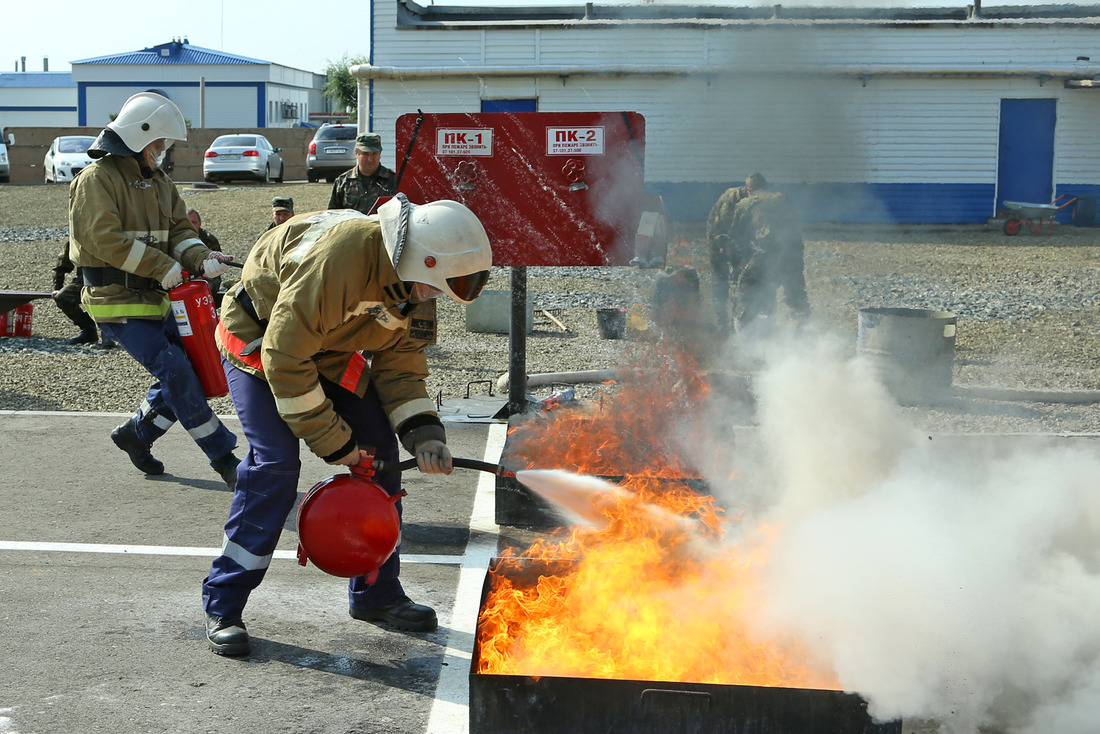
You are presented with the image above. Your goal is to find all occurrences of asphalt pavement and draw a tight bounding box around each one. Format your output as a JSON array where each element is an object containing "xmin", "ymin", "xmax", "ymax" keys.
[{"xmin": 0, "ymin": 410, "xmax": 540, "ymax": 734}]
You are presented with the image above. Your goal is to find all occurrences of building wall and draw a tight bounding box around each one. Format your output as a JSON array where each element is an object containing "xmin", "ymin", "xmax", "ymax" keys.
[
  {"xmin": 73, "ymin": 63, "xmax": 319, "ymax": 128},
  {"xmin": 0, "ymin": 84, "xmax": 77, "ymax": 131},
  {"xmin": 366, "ymin": 3, "xmax": 1100, "ymax": 222}
]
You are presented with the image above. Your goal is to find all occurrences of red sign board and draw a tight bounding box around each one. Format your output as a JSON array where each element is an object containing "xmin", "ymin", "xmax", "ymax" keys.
[{"xmin": 395, "ymin": 112, "xmax": 646, "ymax": 267}]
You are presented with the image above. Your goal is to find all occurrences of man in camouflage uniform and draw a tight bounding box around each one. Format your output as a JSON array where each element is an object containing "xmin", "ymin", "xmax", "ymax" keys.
[
  {"xmin": 705, "ymin": 183, "xmax": 749, "ymax": 331},
  {"xmin": 727, "ymin": 173, "xmax": 810, "ymax": 328},
  {"xmin": 188, "ymin": 208, "xmax": 225, "ymax": 303},
  {"xmin": 328, "ymin": 133, "xmax": 396, "ymax": 215},
  {"xmin": 51, "ymin": 239, "xmax": 116, "ymax": 348},
  {"xmin": 266, "ymin": 196, "xmax": 294, "ymax": 231}
]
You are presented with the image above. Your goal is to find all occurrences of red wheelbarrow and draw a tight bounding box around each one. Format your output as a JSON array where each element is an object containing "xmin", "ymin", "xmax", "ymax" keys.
[{"xmin": 1002, "ymin": 195, "xmax": 1078, "ymax": 236}]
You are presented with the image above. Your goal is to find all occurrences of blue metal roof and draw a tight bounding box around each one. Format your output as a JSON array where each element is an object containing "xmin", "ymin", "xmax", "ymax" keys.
[
  {"xmin": 0, "ymin": 72, "xmax": 75, "ymax": 88},
  {"xmin": 72, "ymin": 40, "xmax": 269, "ymax": 66}
]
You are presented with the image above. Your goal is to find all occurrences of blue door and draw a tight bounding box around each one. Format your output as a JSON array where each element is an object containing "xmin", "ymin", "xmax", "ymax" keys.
[
  {"xmin": 481, "ymin": 99, "xmax": 537, "ymax": 113},
  {"xmin": 997, "ymin": 98, "xmax": 1056, "ymax": 211}
]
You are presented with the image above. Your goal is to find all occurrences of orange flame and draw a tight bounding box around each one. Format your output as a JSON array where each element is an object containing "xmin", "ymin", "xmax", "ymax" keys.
[{"xmin": 477, "ymin": 345, "xmax": 839, "ymax": 689}]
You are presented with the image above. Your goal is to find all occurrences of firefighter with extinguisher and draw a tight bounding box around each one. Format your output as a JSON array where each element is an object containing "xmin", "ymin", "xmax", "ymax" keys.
[
  {"xmin": 69, "ymin": 92, "xmax": 240, "ymax": 488},
  {"xmin": 202, "ymin": 193, "xmax": 492, "ymax": 656}
]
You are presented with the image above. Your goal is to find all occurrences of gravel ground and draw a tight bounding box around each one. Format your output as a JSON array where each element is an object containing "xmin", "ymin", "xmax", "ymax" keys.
[{"xmin": 3, "ymin": 181, "xmax": 1100, "ymax": 435}]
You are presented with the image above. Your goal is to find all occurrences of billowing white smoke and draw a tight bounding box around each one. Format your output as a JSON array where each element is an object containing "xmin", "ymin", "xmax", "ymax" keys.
[{"xmin": 719, "ymin": 330, "xmax": 1100, "ymax": 734}]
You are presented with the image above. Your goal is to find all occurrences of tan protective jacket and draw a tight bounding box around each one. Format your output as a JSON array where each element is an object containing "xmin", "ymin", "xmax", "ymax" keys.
[
  {"xmin": 68, "ymin": 155, "xmax": 211, "ymax": 322},
  {"xmin": 216, "ymin": 210, "xmax": 440, "ymax": 461}
]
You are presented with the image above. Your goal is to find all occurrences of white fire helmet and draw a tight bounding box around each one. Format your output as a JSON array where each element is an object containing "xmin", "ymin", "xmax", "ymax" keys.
[
  {"xmin": 375, "ymin": 194, "xmax": 492, "ymax": 304},
  {"xmin": 107, "ymin": 92, "xmax": 188, "ymax": 154}
]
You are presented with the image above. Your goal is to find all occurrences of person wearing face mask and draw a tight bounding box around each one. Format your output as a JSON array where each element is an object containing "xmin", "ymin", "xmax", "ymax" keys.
[
  {"xmin": 202, "ymin": 193, "xmax": 492, "ymax": 656},
  {"xmin": 69, "ymin": 92, "xmax": 240, "ymax": 489}
]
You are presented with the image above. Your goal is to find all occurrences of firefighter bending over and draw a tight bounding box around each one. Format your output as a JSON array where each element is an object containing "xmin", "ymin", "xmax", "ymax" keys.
[
  {"xmin": 68, "ymin": 92, "xmax": 240, "ymax": 488},
  {"xmin": 202, "ymin": 194, "xmax": 492, "ymax": 656},
  {"xmin": 727, "ymin": 173, "xmax": 810, "ymax": 328}
]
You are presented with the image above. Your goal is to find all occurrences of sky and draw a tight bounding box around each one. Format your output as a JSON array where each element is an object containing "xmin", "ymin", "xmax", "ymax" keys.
[{"xmin": 8, "ymin": 0, "xmax": 1074, "ymax": 77}]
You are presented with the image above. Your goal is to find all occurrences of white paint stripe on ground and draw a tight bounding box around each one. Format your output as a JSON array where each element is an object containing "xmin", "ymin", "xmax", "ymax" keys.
[
  {"xmin": 0, "ymin": 541, "xmax": 469, "ymax": 566},
  {"xmin": 427, "ymin": 421, "xmax": 507, "ymax": 734},
  {"xmin": 0, "ymin": 410, "xmax": 497, "ymax": 426}
]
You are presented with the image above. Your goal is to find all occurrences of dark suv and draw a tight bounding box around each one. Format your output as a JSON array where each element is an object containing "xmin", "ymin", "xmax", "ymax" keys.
[{"xmin": 307, "ymin": 124, "xmax": 357, "ymax": 183}]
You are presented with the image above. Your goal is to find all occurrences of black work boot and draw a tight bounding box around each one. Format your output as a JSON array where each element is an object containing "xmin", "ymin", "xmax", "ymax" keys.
[
  {"xmin": 350, "ymin": 596, "xmax": 438, "ymax": 632},
  {"xmin": 110, "ymin": 420, "xmax": 164, "ymax": 475},
  {"xmin": 67, "ymin": 329, "xmax": 98, "ymax": 345},
  {"xmin": 205, "ymin": 613, "xmax": 250, "ymax": 656},
  {"xmin": 94, "ymin": 337, "xmax": 117, "ymax": 350},
  {"xmin": 210, "ymin": 453, "xmax": 240, "ymax": 490}
]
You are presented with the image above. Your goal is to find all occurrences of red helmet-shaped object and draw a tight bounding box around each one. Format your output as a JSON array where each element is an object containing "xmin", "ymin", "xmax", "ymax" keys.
[{"xmin": 296, "ymin": 464, "xmax": 404, "ymax": 579}]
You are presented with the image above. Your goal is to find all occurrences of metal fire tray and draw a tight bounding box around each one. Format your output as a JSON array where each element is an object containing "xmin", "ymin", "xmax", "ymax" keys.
[
  {"xmin": 470, "ymin": 558, "xmax": 901, "ymax": 734},
  {"xmin": 0, "ymin": 291, "xmax": 53, "ymax": 313}
]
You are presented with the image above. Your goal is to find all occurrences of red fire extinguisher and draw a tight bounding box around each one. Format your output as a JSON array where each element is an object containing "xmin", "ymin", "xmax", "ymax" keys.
[{"xmin": 170, "ymin": 274, "xmax": 229, "ymax": 399}]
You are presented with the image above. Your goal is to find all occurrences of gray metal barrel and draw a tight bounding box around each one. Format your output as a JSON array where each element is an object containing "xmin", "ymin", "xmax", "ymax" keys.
[{"xmin": 857, "ymin": 307, "xmax": 957, "ymax": 404}]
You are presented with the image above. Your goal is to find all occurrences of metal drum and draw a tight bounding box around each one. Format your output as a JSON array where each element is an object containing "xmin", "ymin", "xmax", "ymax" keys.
[{"xmin": 857, "ymin": 307, "xmax": 957, "ymax": 404}]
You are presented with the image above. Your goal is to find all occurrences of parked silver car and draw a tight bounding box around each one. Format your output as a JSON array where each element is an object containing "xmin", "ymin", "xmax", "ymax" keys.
[
  {"xmin": 203, "ymin": 134, "xmax": 284, "ymax": 183},
  {"xmin": 306, "ymin": 123, "xmax": 357, "ymax": 183},
  {"xmin": 44, "ymin": 135, "xmax": 96, "ymax": 184},
  {"xmin": 0, "ymin": 131, "xmax": 13, "ymax": 183}
]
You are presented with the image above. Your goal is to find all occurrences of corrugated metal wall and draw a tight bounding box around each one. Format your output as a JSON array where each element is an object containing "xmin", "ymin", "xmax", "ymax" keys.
[{"xmin": 367, "ymin": 2, "xmax": 1100, "ymax": 222}]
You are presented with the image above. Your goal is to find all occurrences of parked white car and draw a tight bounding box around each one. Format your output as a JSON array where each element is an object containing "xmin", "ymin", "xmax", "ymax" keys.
[
  {"xmin": 203, "ymin": 134, "xmax": 284, "ymax": 184},
  {"xmin": 0, "ymin": 132, "xmax": 13, "ymax": 183},
  {"xmin": 44, "ymin": 135, "xmax": 96, "ymax": 184}
]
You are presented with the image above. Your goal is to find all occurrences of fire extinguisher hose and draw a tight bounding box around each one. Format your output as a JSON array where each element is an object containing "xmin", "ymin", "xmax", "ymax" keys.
[{"xmin": 372, "ymin": 457, "xmax": 515, "ymax": 478}]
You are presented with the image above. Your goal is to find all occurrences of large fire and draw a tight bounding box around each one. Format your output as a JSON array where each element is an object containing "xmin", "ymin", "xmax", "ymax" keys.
[{"xmin": 476, "ymin": 345, "xmax": 840, "ymax": 689}]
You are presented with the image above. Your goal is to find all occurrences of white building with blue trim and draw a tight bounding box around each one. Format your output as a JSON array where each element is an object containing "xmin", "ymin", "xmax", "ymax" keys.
[
  {"xmin": 72, "ymin": 39, "xmax": 326, "ymax": 130},
  {"xmin": 0, "ymin": 71, "xmax": 77, "ymax": 130},
  {"xmin": 354, "ymin": 1, "xmax": 1100, "ymax": 224}
]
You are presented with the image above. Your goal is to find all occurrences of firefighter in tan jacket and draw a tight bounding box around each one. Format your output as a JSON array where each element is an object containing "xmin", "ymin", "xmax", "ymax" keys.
[
  {"xmin": 69, "ymin": 92, "xmax": 239, "ymax": 488},
  {"xmin": 202, "ymin": 193, "xmax": 492, "ymax": 656}
]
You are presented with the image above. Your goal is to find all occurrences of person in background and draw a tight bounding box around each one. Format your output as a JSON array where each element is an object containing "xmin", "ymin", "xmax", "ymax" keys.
[
  {"xmin": 327, "ymin": 134, "xmax": 396, "ymax": 215},
  {"xmin": 52, "ymin": 239, "xmax": 116, "ymax": 348},
  {"xmin": 202, "ymin": 194, "xmax": 492, "ymax": 656},
  {"xmin": 68, "ymin": 92, "xmax": 240, "ymax": 488},
  {"xmin": 187, "ymin": 208, "xmax": 221, "ymax": 251},
  {"xmin": 705, "ymin": 182, "xmax": 750, "ymax": 332},
  {"xmin": 727, "ymin": 172, "xmax": 810, "ymax": 328},
  {"xmin": 187, "ymin": 208, "xmax": 225, "ymax": 303},
  {"xmin": 267, "ymin": 196, "xmax": 294, "ymax": 231}
]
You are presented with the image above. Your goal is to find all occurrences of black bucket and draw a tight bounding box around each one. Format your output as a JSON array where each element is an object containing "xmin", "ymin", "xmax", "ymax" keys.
[
  {"xmin": 596, "ymin": 308, "xmax": 626, "ymax": 339},
  {"xmin": 857, "ymin": 307, "xmax": 956, "ymax": 404}
]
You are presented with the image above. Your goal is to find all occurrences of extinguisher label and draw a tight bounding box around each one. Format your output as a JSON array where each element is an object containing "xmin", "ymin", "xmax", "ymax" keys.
[
  {"xmin": 436, "ymin": 128, "xmax": 493, "ymax": 156},
  {"xmin": 546, "ymin": 127, "xmax": 605, "ymax": 156},
  {"xmin": 171, "ymin": 299, "xmax": 194, "ymax": 337}
]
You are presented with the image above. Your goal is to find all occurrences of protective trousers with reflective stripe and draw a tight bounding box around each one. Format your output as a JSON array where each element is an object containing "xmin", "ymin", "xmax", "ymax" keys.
[
  {"xmin": 202, "ymin": 359, "xmax": 404, "ymax": 620},
  {"xmin": 99, "ymin": 317, "xmax": 236, "ymax": 461}
]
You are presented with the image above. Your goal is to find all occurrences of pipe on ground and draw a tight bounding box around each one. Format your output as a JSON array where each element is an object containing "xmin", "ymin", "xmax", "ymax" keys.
[{"xmin": 496, "ymin": 368, "xmax": 620, "ymax": 393}]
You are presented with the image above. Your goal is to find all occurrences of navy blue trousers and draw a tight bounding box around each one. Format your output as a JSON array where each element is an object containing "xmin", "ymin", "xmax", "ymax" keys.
[
  {"xmin": 202, "ymin": 358, "xmax": 404, "ymax": 619},
  {"xmin": 99, "ymin": 317, "xmax": 236, "ymax": 461}
]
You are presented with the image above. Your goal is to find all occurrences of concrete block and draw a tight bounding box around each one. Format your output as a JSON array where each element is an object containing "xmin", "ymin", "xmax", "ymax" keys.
[{"xmin": 465, "ymin": 290, "xmax": 533, "ymax": 333}]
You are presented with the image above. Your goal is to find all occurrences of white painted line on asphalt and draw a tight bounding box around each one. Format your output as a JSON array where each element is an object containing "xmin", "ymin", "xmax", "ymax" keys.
[
  {"xmin": 0, "ymin": 541, "xmax": 470, "ymax": 566},
  {"xmin": 427, "ymin": 421, "xmax": 507, "ymax": 734}
]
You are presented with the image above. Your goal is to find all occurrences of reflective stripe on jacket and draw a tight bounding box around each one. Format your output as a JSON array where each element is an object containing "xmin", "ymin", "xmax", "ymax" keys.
[
  {"xmin": 216, "ymin": 210, "xmax": 439, "ymax": 460},
  {"xmin": 68, "ymin": 155, "xmax": 212, "ymax": 323}
]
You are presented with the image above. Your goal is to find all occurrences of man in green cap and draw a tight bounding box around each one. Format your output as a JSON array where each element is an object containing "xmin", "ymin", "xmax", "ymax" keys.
[
  {"xmin": 328, "ymin": 133, "xmax": 396, "ymax": 215},
  {"xmin": 267, "ymin": 196, "xmax": 294, "ymax": 231}
]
